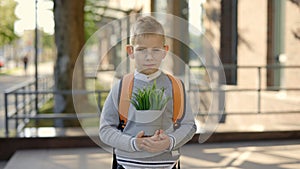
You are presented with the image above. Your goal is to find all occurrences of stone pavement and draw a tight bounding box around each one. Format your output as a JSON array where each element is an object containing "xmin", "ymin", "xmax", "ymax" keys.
[{"xmin": 3, "ymin": 139, "xmax": 300, "ymax": 169}]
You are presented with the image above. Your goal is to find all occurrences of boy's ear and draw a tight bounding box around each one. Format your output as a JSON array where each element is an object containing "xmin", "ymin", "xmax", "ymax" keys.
[
  {"xmin": 164, "ymin": 45, "xmax": 169, "ymax": 52},
  {"xmin": 162, "ymin": 45, "xmax": 169, "ymax": 59},
  {"xmin": 126, "ymin": 45, "xmax": 134, "ymax": 58}
]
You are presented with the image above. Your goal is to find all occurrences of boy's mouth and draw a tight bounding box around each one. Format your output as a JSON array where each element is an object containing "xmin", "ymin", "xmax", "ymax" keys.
[{"xmin": 143, "ymin": 64, "xmax": 156, "ymax": 67}]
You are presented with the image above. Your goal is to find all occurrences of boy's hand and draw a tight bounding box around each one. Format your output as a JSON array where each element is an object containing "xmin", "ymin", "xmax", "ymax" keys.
[
  {"xmin": 150, "ymin": 130, "xmax": 161, "ymax": 141},
  {"xmin": 139, "ymin": 130, "xmax": 171, "ymax": 153},
  {"xmin": 135, "ymin": 131, "xmax": 145, "ymax": 150},
  {"xmin": 135, "ymin": 130, "xmax": 160, "ymax": 150}
]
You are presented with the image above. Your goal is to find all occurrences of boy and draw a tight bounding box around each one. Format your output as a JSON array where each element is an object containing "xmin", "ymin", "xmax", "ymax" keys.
[{"xmin": 99, "ymin": 16, "xmax": 196, "ymax": 169}]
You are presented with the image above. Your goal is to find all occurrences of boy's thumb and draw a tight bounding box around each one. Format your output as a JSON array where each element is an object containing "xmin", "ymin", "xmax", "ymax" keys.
[{"xmin": 136, "ymin": 131, "xmax": 144, "ymax": 138}]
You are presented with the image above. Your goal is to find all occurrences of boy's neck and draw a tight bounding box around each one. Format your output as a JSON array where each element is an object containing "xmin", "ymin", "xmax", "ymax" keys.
[{"xmin": 134, "ymin": 70, "xmax": 162, "ymax": 82}]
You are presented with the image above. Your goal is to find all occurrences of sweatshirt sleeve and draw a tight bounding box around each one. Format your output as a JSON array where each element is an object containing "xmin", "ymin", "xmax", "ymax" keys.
[
  {"xmin": 99, "ymin": 82, "xmax": 135, "ymax": 152},
  {"xmin": 165, "ymin": 95, "xmax": 197, "ymax": 150}
]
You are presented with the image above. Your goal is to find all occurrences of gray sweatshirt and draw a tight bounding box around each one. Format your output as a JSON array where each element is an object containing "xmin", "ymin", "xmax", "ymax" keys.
[{"xmin": 99, "ymin": 72, "xmax": 196, "ymax": 166}]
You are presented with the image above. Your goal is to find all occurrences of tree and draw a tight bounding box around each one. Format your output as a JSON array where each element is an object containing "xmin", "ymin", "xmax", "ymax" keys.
[
  {"xmin": 84, "ymin": 0, "xmax": 104, "ymax": 40},
  {"xmin": 41, "ymin": 31, "xmax": 55, "ymax": 61},
  {"xmin": 53, "ymin": 0, "xmax": 85, "ymax": 126},
  {"xmin": 53, "ymin": 0, "xmax": 142, "ymax": 127},
  {"xmin": 0, "ymin": 0, "xmax": 18, "ymax": 47}
]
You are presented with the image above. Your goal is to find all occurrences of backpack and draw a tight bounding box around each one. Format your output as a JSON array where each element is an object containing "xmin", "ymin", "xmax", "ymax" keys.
[{"xmin": 112, "ymin": 72, "xmax": 185, "ymax": 169}]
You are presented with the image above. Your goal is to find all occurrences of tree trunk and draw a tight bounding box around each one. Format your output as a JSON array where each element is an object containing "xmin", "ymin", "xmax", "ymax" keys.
[{"xmin": 53, "ymin": 0, "xmax": 85, "ymax": 127}]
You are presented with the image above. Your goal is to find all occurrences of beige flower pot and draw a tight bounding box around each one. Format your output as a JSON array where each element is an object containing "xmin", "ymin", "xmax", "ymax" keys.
[{"xmin": 134, "ymin": 106, "xmax": 166, "ymax": 136}]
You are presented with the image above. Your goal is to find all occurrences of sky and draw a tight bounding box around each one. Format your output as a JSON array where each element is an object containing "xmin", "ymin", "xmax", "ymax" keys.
[{"xmin": 14, "ymin": 0, "xmax": 54, "ymax": 35}]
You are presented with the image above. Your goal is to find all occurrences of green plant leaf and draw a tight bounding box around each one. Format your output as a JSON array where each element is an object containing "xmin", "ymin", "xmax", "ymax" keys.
[{"xmin": 130, "ymin": 80, "xmax": 170, "ymax": 110}]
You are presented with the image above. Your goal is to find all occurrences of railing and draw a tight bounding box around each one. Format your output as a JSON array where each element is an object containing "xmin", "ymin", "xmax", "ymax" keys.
[
  {"xmin": 4, "ymin": 65, "xmax": 300, "ymax": 136},
  {"xmin": 4, "ymin": 76, "xmax": 53, "ymax": 136},
  {"xmin": 4, "ymin": 89, "xmax": 110, "ymax": 137},
  {"xmin": 189, "ymin": 64, "xmax": 300, "ymax": 115}
]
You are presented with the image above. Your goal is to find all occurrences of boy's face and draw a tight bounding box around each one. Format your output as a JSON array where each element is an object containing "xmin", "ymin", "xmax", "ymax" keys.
[{"xmin": 126, "ymin": 35, "xmax": 168, "ymax": 75}]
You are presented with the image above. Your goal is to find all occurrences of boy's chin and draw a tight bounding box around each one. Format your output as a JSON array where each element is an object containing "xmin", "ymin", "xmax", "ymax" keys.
[{"xmin": 140, "ymin": 68, "xmax": 159, "ymax": 75}]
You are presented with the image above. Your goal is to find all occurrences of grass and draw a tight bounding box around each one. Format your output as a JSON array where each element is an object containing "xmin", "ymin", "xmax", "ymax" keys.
[
  {"xmin": 26, "ymin": 99, "xmax": 55, "ymax": 127},
  {"xmin": 0, "ymin": 67, "xmax": 22, "ymax": 75}
]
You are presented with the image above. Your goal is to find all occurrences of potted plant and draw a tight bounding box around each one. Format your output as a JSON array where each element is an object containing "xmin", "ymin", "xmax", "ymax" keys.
[{"xmin": 130, "ymin": 81, "xmax": 170, "ymax": 136}]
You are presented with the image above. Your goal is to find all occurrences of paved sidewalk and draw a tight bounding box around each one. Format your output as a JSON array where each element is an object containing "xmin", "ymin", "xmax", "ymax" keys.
[{"xmin": 3, "ymin": 140, "xmax": 300, "ymax": 169}]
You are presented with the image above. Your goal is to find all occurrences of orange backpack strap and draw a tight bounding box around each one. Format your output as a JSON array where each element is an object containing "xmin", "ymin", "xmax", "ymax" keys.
[
  {"xmin": 118, "ymin": 73, "xmax": 134, "ymax": 130},
  {"xmin": 166, "ymin": 74, "xmax": 186, "ymax": 129}
]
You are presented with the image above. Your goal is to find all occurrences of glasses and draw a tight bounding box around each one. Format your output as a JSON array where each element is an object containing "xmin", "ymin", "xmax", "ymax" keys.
[{"xmin": 134, "ymin": 47, "xmax": 166, "ymax": 57}]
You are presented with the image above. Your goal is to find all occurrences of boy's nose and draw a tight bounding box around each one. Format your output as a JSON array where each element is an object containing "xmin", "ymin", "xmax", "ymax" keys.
[{"xmin": 145, "ymin": 50, "xmax": 154, "ymax": 59}]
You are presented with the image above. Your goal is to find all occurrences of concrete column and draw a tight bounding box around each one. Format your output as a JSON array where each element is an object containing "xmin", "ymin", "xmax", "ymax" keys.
[
  {"xmin": 267, "ymin": 0, "xmax": 286, "ymax": 89},
  {"xmin": 220, "ymin": 0, "xmax": 238, "ymax": 85}
]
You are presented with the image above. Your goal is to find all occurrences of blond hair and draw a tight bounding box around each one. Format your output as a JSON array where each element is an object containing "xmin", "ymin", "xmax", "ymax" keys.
[{"xmin": 130, "ymin": 16, "xmax": 165, "ymax": 45}]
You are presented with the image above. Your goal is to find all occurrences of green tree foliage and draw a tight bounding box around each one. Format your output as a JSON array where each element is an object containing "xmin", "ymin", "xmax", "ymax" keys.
[
  {"xmin": 41, "ymin": 31, "xmax": 54, "ymax": 49},
  {"xmin": 0, "ymin": 0, "xmax": 18, "ymax": 47},
  {"xmin": 84, "ymin": 0, "xmax": 101, "ymax": 40},
  {"xmin": 84, "ymin": 0, "xmax": 140, "ymax": 40}
]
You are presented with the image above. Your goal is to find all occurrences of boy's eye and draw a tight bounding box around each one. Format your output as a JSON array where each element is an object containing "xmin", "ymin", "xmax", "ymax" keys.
[
  {"xmin": 134, "ymin": 48, "xmax": 165, "ymax": 56},
  {"xmin": 135, "ymin": 48, "xmax": 146, "ymax": 51},
  {"xmin": 152, "ymin": 48, "xmax": 162, "ymax": 52},
  {"xmin": 152, "ymin": 48, "xmax": 160, "ymax": 51},
  {"xmin": 135, "ymin": 48, "xmax": 162, "ymax": 51}
]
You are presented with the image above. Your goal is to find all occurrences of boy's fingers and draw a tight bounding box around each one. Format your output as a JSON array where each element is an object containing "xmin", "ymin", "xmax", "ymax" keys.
[
  {"xmin": 141, "ymin": 143, "xmax": 158, "ymax": 153},
  {"xmin": 140, "ymin": 144, "xmax": 152, "ymax": 152},
  {"xmin": 150, "ymin": 130, "xmax": 160, "ymax": 141},
  {"xmin": 159, "ymin": 132, "xmax": 168, "ymax": 140},
  {"xmin": 142, "ymin": 138, "xmax": 154, "ymax": 146},
  {"xmin": 136, "ymin": 131, "xmax": 144, "ymax": 138},
  {"xmin": 142, "ymin": 139, "xmax": 169, "ymax": 153}
]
